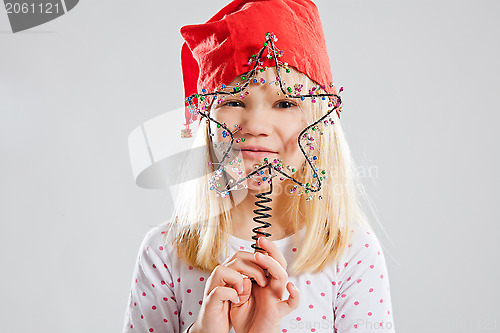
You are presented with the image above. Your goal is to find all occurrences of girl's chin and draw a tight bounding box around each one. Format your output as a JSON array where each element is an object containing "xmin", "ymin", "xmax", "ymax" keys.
[
  {"xmin": 246, "ymin": 177, "xmax": 267, "ymax": 190},
  {"xmin": 244, "ymin": 173, "xmax": 286, "ymax": 192}
]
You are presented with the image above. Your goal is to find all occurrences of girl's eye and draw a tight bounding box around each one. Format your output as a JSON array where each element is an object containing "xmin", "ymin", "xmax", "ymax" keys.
[
  {"xmin": 224, "ymin": 101, "xmax": 244, "ymax": 107},
  {"xmin": 276, "ymin": 101, "xmax": 297, "ymax": 109}
]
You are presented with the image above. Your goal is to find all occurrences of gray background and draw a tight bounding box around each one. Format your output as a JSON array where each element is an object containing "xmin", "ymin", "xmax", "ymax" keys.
[{"xmin": 1, "ymin": 0, "xmax": 499, "ymax": 332}]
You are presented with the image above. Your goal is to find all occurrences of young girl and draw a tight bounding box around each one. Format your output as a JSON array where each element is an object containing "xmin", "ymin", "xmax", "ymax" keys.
[{"xmin": 123, "ymin": 1, "xmax": 395, "ymax": 332}]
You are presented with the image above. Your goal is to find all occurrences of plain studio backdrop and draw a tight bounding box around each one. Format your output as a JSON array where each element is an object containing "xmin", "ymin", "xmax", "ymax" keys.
[{"xmin": 1, "ymin": 0, "xmax": 499, "ymax": 332}]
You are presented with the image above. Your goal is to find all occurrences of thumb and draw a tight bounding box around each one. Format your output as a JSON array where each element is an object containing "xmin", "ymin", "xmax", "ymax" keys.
[
  {"xmin": 235, "ymin": 277, "xmax": 252, "ymax": 305},
  {"xmin": 277, "ymin": 282, "xmax": 300, "ymax": 316}
]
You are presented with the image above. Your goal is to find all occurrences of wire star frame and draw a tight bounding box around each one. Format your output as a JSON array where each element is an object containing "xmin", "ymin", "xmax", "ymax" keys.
[{"xmin": 182, "ymin": 32, "xmax": 343, "ymax": 251}]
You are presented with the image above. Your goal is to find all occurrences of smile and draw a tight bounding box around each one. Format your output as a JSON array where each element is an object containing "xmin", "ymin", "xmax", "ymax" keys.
[{"xmin": 234, "ymin": 146, "xmax": 278, "ymax": 160}]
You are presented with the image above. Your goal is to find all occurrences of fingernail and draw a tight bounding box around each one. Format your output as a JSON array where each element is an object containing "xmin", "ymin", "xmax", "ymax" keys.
[{"xmin": 256, "ymin": 252, "xmax": 264, "ymax": 260}]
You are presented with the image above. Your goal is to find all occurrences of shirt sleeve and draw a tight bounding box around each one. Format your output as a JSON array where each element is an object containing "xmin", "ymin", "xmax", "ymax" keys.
[
  {"xmin": 333, "ymin": 225, "xmax": 395, "ymax": 332},
  {"xmin": 122, "ymin": 225, "xmax": 189, "ymax": 333}
]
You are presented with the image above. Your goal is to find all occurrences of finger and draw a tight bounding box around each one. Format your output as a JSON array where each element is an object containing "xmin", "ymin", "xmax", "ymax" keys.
[
  {"xmin": 224, "ymin": 252, "xmax": 269, "ymax": 287},
  {"xmin": 257, "ymin": 235, "xmax": 288, "ymax": 270},
  {"xmin": 208, "ymin": 285, "xmax": 240, "ymax": 305},
  {"xmin": 234, "ymin": 277, "xmax": 252, "ymax": 305},
  {"xmin": 206, "ymin": 265, "xmax": 245, "ymax": 296},
  {"xmin": 254, "ymin": 251, "xmax": 288, "ymax": 283},
  {"xmin": 277, "ymin": 282, "xmax": 301, "ymax": 316}
]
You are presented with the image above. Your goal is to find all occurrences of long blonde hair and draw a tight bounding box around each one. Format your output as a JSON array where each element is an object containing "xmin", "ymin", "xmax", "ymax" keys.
[{"xmin": 168, "ymin": 68, "xmax": 373, "ymax": 275}]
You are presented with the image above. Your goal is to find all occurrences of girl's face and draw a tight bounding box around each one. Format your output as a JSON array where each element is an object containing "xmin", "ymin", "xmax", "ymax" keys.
[{"xmin": 210, "ymin": 68, "xmax": 309, "ymax": 191}]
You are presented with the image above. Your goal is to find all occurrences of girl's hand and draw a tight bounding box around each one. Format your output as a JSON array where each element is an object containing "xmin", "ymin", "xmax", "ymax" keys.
[
  {"xmin": 230, "ymin": 236, "xmax": 301, "ymax": 333},
  {"xmin": 189, "ymin": 249, "xmax": 269, "ymax": 333}
]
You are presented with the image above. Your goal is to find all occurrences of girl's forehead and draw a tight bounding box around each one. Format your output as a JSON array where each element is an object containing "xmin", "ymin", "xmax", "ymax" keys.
[{"xmin": 220, "ymin": 67, "xmax": 306, "ymax": 95}]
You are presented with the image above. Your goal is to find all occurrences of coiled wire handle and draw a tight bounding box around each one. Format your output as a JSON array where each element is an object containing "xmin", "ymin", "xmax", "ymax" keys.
[
  {"xmin": 250, "ymin": 165, "xmax": 273, "ymax": 278},
  {"xmin": 251, "ymin": 186, "xmax": 273, "ymax": 251},
  {"xmin": 251, "ymin": 165, "xmax": 273, "ymax": 251}
]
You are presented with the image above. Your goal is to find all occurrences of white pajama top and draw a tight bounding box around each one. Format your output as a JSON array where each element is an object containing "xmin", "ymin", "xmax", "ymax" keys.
[{"xmin": 122, "ymin": 220, "xmax": 395, "ymax": 332}]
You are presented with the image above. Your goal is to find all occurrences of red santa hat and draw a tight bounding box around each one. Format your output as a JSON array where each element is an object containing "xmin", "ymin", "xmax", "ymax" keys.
[{"xmin": 180, "ymin": 0, "xmax": 337, "ymax": 127}]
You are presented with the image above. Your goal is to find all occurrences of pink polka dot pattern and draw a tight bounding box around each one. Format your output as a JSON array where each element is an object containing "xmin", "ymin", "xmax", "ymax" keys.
[
  {"xmin": 331, "ymin": 224, "xmax": 395, "ymax": 332},
  {"xmin": 122, "ymin": 221, "xmax": 395, "ymax": 333}
]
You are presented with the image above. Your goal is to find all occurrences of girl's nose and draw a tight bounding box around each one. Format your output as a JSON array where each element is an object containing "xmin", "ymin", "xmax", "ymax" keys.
[{"xmin": 239, "ymin": 107, "xmax": 273, "ymax": 137}]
